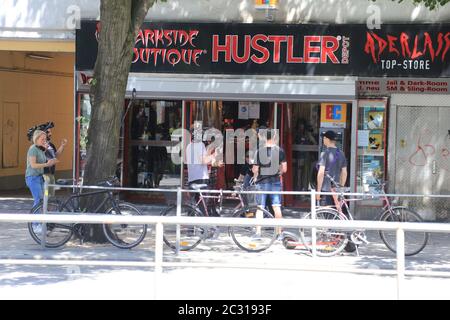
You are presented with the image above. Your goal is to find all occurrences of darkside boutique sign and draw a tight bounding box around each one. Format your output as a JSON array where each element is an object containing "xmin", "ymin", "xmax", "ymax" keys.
[{"xmin": 76, "ymin": 21, "xmax": 449, "ymax": 77}]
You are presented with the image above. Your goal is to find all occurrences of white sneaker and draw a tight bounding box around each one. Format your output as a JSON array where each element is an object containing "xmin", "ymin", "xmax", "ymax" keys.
[{"xmin": 250, "ymin": 233, "xmax": 263, "ymax": 241}]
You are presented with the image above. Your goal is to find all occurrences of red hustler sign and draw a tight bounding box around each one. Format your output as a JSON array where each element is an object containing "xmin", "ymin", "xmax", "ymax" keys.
[{"xmin": 211, "ymin": 35, "xmax": 349, "ymax": 65}]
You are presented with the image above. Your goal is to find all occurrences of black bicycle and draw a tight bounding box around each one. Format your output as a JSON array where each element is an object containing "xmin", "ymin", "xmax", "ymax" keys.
[{"xmin": 28, "ymin": 177, "xmax": 147, "ymax": 249}]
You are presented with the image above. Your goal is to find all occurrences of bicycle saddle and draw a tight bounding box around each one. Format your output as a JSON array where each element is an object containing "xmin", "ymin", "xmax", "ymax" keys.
[{"xmin": 189, "ymin": 183, "xmax": 208, "ymax": 190}]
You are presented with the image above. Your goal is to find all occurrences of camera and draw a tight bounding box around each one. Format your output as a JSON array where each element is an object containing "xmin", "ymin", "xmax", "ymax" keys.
[{"xmin": 26, "ymin": 121, "xmax": 55, "ymax": 141}]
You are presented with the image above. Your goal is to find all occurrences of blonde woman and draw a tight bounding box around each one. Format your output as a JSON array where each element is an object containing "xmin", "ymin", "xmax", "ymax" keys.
[{"xmin": 25, "ymin": 130, "xmax": 59, "ymax": 207}]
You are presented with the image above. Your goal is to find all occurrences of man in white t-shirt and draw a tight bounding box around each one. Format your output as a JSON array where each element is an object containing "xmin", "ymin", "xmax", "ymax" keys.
[
  {"xmin": 185, "ymin": 126, "xmax": 218, "ymax": 198},
  {"xmin": 185, "ymin": 140, "xmax": 210, "ymax": 185},
  {"xmin": 185, "ymin": 128, "xmax": 215, "ymax": 220},
  {"xmin": 185, "ymin": 127, "xmax": 214, "ymax": 186}
]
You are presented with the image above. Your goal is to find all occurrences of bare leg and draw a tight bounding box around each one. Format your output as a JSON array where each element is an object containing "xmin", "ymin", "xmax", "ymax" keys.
[
  {"xmin": 273, "ymin": 206, "xmax": 283, "ymax": 235},
  {"xmin": 256, "ymin": 208, "xmax": 263, "ymax": 235}
]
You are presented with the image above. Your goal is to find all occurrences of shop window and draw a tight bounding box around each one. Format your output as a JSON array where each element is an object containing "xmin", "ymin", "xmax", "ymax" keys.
[
  {"xmin": 356, "ymin": 99, "xmax": 388, "ymax": 200},
  {"xmin": 127, "ymin": 100, "xmax": 182, "ymax": 190}
]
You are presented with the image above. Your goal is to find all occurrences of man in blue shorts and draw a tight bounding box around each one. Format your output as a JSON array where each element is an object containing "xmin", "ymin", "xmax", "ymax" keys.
[{"xmin": 252, "ymin": 128, "xmax": 287, "ymax": 236}]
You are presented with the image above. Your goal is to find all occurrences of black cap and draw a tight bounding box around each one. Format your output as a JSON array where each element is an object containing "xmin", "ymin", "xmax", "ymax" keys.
[
  {"xmin": 321, "ymin": 130, "xmax": 338, "ymax": 141},
  {"xmin": 26, "ymin": 121, "xmax": 54, "ymax": 141}
]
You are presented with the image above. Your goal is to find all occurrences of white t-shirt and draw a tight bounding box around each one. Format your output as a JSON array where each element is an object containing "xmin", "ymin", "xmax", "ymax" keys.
[{"xmin": 185, "ymin": 142, "xmax": 209, "ymax": 183}]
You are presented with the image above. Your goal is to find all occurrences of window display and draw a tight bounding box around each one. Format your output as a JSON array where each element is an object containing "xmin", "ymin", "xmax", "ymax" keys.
[
  {"xmin": 356, "ymin": 99, "xmax": 388, "ymax": 199},
  {"xmin": 127, "ymin": 100, "xmax": 182, "ymax": 190}
]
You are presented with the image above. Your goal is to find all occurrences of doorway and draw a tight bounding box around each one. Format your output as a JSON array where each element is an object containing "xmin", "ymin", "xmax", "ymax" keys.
[
  {"xmin": 280, "ymin": 102, "xmax": 352, "ymax": 207},
  {"xmin": 395, "ymin": 106, "xmax": 450, "ymax": 220},
  {"xmin": 186, "ymin": 100, "xmax": 277, "ymax": 189}
]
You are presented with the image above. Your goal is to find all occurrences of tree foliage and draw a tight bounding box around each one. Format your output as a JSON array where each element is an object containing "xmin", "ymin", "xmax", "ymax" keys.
[{"xmin": 379, "ymin": 0, "xmax": 450, "ymax": 10}]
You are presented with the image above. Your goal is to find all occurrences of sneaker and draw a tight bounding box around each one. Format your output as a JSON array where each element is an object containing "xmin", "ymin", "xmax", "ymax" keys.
[{"xmin": 250, "ymin": 232, "xmax": 263, "ymax": 241}]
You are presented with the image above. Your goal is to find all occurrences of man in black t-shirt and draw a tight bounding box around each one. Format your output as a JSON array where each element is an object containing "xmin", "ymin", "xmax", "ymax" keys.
[
  {"xmin": 316, "ymin": 130, "xmax": 348, "ymax": 206},
  {"xmin": 252, "ymin": 128, "xmax": 287, "ymax": 236}
]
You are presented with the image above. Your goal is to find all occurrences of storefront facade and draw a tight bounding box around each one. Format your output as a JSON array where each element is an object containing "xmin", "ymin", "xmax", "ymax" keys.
[{"xmin": 76, "ymin": 20, "xmax": 449, "ymax": 218}]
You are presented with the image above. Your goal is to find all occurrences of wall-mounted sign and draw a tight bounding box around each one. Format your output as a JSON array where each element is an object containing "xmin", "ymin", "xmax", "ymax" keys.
[
  {"xmin": 255, "ymin": 0, "xmax": 278, "ymax": 9},
  {"xmin": 320, "ymin": 103, "xmax": 347, "ymax": 128},
  {"xmin": 77, "ymin": 21, "xmax": 450, "ymax": 77},
  {"xmin": 358, "ymin": 77, "xmax": 450, "ymax": 95}
]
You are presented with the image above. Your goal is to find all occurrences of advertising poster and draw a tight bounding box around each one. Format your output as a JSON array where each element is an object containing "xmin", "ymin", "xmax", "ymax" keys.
[{"xmin": 367, "ymin": 131, "xmax": 383, "ymax": 152}]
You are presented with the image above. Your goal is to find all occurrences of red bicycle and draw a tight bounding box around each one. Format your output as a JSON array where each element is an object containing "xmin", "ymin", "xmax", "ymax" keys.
[{"xmin": 284, "ymin": 174, "xmax": 429, "ymax": 257}]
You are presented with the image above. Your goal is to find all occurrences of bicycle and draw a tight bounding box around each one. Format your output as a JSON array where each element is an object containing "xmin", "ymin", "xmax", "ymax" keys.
[
  {"xmin": 284, "ymin": 174, "xmax": 428, "ymax": 257},
  {"xmin": 160, "ymin": 181, "xmax": 277, "ymax": 252},
  {"xmin": 28, "ymin": 177, "xmax": 147, "ymax": 249}
]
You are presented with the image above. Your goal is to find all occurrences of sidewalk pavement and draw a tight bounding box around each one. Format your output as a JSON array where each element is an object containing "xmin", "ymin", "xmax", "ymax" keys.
[{"xmin": 0, "ymin": 193, "xmax": 450, "ymax": 299}]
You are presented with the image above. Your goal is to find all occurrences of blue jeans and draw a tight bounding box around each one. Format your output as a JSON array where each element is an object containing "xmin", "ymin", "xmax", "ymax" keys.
[
  {"xmin": 256, "ymin": 182, "xmax": 282, "ymax": 208},
  {"xmin": 26, "ymin": 175, "xmax": 44, "ymax": 207}
]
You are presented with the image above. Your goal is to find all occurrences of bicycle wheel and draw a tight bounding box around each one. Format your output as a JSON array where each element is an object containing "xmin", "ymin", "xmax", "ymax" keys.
[
  {"xmin": 299, "ymin": 208, "xmax": 348, "ymax": 257},
  {"xmin": 103, "ymin": 202, "xmax": 147, "ymax": 249},
  {"xmin": 229, "ymin": 206, "xmax": 276, "ymax": 253},
  {"xmin": 28, "ymin": 201, "xmax": 73, "ymax": 248},
  {"xmin": 379, "ymin": 207, "xmax": 429, "ymax": 256},
  {"xmin": 161, "ymin": 204, "xmax": 204, "ymax": 251}
]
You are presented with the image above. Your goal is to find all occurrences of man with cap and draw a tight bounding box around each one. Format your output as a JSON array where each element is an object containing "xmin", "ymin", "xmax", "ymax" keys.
[{"xmin": 316, "ymin": 130, "xmax": 347, "ymax": 206}]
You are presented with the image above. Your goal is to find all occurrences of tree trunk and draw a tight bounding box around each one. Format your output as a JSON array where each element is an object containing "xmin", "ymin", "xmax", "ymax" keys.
[{"xmin": 82, "ymin": 0, "xmax": 158, "ymax": 243}]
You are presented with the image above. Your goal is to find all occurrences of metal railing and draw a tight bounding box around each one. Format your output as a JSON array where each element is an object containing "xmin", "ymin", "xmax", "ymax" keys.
[{"xmin": 0, "ymin": 181, "xmax": 449, "ymax": 299}]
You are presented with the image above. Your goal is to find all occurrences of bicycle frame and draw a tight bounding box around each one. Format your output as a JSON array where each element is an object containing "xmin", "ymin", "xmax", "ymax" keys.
[
  {"xmin": 193, "ymin": 188, "xmax": 246, "ymax": 216},
  {"xmin": 326, "ymin": 176, "xmax": 393, "ymax": 221},
  {"xmin": 48, "ymin": 189, "xmax": 121, "ymax": 238},
  {"xmin": 62, "ymin": 189, "xmax": 119, "ymax": 215}
]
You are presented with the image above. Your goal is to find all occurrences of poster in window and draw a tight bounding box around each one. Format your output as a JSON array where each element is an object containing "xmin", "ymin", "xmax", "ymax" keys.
[
  {"xmin": 367, "ymin": 131, "xmax": 383, "ymax": 152},
  {"xmin": 367, "ymin": 111, "xmax": 384, "ymax": 129}
]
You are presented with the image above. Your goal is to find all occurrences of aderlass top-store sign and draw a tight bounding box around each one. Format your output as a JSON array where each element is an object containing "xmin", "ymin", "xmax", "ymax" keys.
[{"xmin": 76, "ymin": 21, "xmax": 449, "ymax": 78}]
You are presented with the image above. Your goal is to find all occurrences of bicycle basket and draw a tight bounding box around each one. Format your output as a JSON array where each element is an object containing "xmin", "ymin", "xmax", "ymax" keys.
[{"xmin": 244, "ymin": 184, "xmax": 259, "ymax": 206}]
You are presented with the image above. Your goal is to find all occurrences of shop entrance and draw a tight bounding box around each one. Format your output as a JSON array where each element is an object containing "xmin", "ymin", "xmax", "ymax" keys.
[
  {"xmin": 119, "ymin": 99, "xmax": 351, "ymax": 207},
  {"xmin": 185, "ymin": 100, "xmax": 352, "ymax": 208},
  {"xmin": 119, "ymin": 98, "xmax": 352, "ymax": 206},
  {"xmin": 186, "ymin": 100, "xmax": 277, "ymax": 189},
  {"xmin": 279, "ymin": 102, "xmax": 352, "ymax": 207},
  {"xmin": 395, "ymin": 106, "xmax": 450, "ymax": 220}
]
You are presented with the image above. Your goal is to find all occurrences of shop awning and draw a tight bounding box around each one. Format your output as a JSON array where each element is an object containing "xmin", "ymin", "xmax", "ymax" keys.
[{"xmin": 125, "ymin": 74, "xmax": 356, "ymax": 102}]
